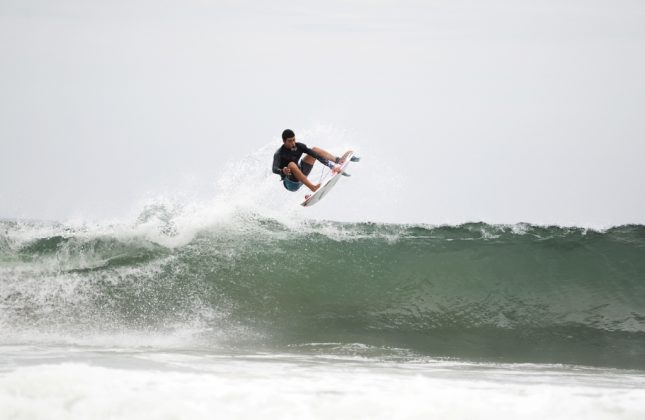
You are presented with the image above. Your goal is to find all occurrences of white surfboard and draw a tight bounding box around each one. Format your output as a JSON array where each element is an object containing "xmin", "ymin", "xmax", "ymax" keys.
[{"xmin": 301, "ymin": 151, "xmax": 354, "ymax": 207}]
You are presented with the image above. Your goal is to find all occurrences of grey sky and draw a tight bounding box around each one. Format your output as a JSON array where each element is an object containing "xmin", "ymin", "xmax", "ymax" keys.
[{"xmin": 1, "ymin": 0, "xmax": 644, "ymax": 226}]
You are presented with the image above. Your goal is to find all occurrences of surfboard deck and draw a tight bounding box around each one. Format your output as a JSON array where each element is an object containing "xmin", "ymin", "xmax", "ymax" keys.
[{"xmin": 301, "ymin": 151, "xmax": 354, "ymax": 207}]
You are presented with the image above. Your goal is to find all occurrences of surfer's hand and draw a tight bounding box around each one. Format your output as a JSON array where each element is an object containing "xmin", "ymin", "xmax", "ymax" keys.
[{"xmin": 331, "ymin": 165, "xmax": 341, "ymax": 174}]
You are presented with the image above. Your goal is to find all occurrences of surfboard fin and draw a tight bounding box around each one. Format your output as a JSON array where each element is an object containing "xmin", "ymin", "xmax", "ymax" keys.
[
  {"xmin": 341, "ymin": 171, "xmax": 351, "ymax": 177},
  {"xmin": 350, "ymin": 156, "xmax": 360, "ymax": 162}
]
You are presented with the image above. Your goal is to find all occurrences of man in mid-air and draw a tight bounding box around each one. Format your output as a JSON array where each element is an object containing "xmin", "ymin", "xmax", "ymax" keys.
[{"xmin": 272, "ymin": 129, "xmax": 357, "ymax": 192}]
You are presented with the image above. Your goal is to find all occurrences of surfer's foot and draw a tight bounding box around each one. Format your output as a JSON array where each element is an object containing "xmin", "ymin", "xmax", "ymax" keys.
[{"xmin": 350, "ymin": 155, "xmax": 360, "ymax": 162}]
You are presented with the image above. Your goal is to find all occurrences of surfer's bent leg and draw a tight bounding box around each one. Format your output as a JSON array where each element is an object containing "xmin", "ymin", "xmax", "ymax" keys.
[
  {"xmin": 299, "ymin": 161, "xmax": 314, "ymax": 176},
  {"xmin": 287, "ymin": 162, "xmax": 320, "ymax": 192},
  {"xmin": 303, "ymin": 147, "xmax": 339, "ymax": 165}
]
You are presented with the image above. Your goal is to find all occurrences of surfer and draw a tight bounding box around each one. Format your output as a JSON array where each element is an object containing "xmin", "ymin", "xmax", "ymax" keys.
[{"xmin": 272, "ymin": 129, "xmax": 345, "ymax": 192}]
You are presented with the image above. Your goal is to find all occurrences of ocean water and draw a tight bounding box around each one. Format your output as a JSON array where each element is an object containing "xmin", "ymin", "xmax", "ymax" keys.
[{"xmin": 1, "ymin": 216, "xmax": 645, "ymax": 419}]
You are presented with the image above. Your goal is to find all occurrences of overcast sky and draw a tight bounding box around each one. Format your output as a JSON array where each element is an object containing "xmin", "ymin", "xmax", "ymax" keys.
[{"xmin": 1, "ymin": 0, "xmax": 644, "ymax": 227}]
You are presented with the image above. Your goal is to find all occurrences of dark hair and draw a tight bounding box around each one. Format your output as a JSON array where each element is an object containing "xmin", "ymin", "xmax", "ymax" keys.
[{"xmin": 282, "ymin": 129, "xmax": 295, "ymax": 141}]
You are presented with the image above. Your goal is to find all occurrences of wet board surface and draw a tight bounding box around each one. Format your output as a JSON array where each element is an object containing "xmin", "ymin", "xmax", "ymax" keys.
[{"xmin": 301, "ymin": 150, "xmax": 354, "ymax": 207}]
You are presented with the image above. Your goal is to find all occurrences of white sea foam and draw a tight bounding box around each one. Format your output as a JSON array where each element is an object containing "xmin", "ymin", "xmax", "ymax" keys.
[{"xmin": 1, "ymin": 350, "xmax": 644, "ymax": 420}]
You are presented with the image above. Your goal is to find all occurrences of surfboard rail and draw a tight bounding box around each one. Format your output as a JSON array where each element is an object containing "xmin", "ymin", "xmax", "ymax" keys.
[{"xmin": 301, "ymin": 150, "xmax": 354, "ymax": 207}]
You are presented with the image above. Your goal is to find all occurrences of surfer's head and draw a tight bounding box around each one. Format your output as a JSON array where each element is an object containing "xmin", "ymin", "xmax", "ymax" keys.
[
  {"xmin": 282, "ymin": 129, "xmax": 296, "ymax": 150},
  {"xmin": 282, "ymin": 129, "xmax": 295, "ymax": 141}
]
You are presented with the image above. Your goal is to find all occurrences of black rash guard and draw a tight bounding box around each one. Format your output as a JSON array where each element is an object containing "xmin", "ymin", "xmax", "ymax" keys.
[{"xmin": 272, "ymin": 142, "xmax": 331, "ymax": 180}]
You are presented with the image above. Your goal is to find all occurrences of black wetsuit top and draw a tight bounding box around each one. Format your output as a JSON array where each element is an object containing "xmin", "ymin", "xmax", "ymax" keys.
[{"xmin": 272, "ymin": 142, "xmax": 331, "ymax": 180}]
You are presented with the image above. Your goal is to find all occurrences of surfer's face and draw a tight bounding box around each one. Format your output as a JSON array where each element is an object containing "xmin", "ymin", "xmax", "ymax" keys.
[{"xmin": 283, "ymin": 137, "xmax": 296, "ymax": 150}]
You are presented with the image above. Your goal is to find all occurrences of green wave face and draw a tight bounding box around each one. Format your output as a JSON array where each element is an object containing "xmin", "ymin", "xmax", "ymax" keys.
[{"xmin": 2, "ymin": 220, "xmax": 645, "ymax": 369}]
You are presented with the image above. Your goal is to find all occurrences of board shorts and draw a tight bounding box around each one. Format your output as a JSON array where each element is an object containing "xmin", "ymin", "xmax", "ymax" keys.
[{"xmin": 283, "ymin": 161, "xmax": 314, "ymax": 192}]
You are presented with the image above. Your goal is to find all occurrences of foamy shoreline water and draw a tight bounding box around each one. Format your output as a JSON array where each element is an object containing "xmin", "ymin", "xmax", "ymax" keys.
[{"xmin": 2, "ymin": 345, "xmax": 645, "ymax": 420}]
